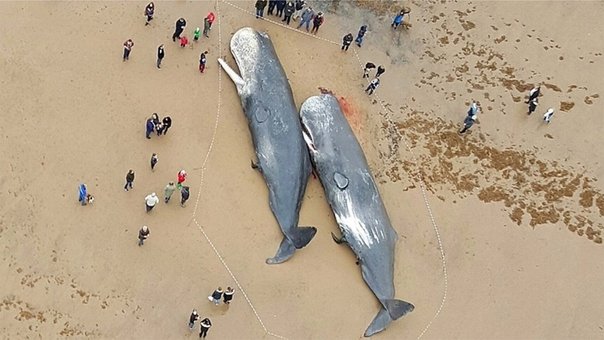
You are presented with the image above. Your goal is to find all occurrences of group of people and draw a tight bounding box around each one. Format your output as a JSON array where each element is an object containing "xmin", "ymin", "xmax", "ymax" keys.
[
  {"xmin": 187, "ymin": 286, "xmax": 236, "ymax": 338},
  {"xmin": 525, "ymin": 86, "xmax": 555, "ymax": 123},
  {"xmin": 123, "ymin": 2, "xmax": 216, "ymax": 74},
  {"xmin": 145, "ymin": 113, "xmax": 172, "ymax": 139},
  {"xmin": 341, "ymin": 25, "xmax": 368, "ymax": 51},
  {"xmin": 254, "ymin": 0, "xmax": 325, "ymax": 33},
  {"xmin": 362, "ymin": 63, "xmax": 386, "ymax": 96}
]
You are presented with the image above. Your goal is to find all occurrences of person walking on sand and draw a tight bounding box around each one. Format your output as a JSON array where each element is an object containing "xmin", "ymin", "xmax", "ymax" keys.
[
  {"xmin": 297, "ymin": 6, "xmax": 314, "ymax": 32},
  {"xmin": 365, "ymin": 77, "xmax": 380, "ymax": 95},
  {"xmin": 282, "ymin": 1, "xmax": 295, "ymax": 25},
  {"xmin": 146, "ymin": 117, "xmax": 155, "ymax": 139},
  {"xmin": 276, "ymin": 0, "xmax": 286, "ymax": 17},
  {"xmin": 223, "ymin": 287, "xmax": 234, "ymax": 305},
  {"xmin": 543, "ymin": 108, "xmax": 554, "ymax": 123},
  {"xmin": 144, "ymin": 2, "xmax": 154, "ymax": 26},
  {"xmin": 124, "ymin": 169, "xmax": 135, "ymax": 191},
  {"xmin": 78, "ymin": 184, "xmax": 87, "ymax": 206},
  {"xmin": 459, "ymin": 114, "xmax": 477, "ymax": 134},
  {"xmin": 156, "ymin": 44, "xmax": 164, "ymax": 69},
  {"xmin": 392, "ymin": 10, "xmax": 404, "ymax": 30},
  {"xmin": 209, "ymin": 287, "xmax": 223, "ymax": 305},
  {"xmin": 203, "ymin": 12, "xmax": 215, "ymax": 38},
  {"xmin": 172, "ymin": 17, "xmax": 187, "ymax": 42},
  {"xmin": 123, "ymin": 39, "xmax": 134, "ymax": 61},
  {"xmin": 180, "ymin": 186, "xmax": 190, "ymax": 207},
  {"xmin": 188, "ymin": 309, "xmax": 200, "ymax": 330},
  {"xmin": 199, "ymin": 51, "xmax": 208, "ymax": 73},
  {"xmin": 355, "ymin": 25, "xmax": 367, "ymax": 47},
  {"xmin": 528, "ymin": 98, "xmax": 538, "ymax": 115},
  {"xmin": 376, "ymin": 65, "xmax": 386, "ymax": 78},
  {"xmin": 150, "ymin": 153, "xmax": 158, "ymax": 171},
  {"xmin": 145, "ymin": 192, "xmax": 159, "ymax": 212},
  {"xmin": 341, "ymin": 33, "xmax": 353, "ymax": 51},
  {"xmin": 526, "ymin": 85, "xmax": 541, "ymax": 103},
  {"xmin": 363, "ymin": 62, "xmax": 376, "ymax": 78},
  {"xmin": 255, "ymin": 0, "xmax": 267, "ymax": 19},
  {"xmin": 311, "ymin": 12, "xmax": 324, "ymax": 34},
  {"xmin": 164, "ymin": 182, "xmax": 177, "ymax": 203},
  {"xmin": 138, "ymin": 225, "xmax": 150, "ymax": 246},
  {"xmin": 162, "ymin": 116, "xmax": 172, "ymax": 135},
  {"xmin": 199, "ymin": 318, "xmax": 212, "ymax": 339}
]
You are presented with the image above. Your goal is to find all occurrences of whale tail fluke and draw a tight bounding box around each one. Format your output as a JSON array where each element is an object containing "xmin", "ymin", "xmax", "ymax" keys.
[
  {"xmin": 265, "ymin": 227, "xmax": 317, "ymax": 265},
  {"xmin": 364, "ymin": 299, "xmax": 414, "ymax": 337},
  {"xmin": 292, "ymin": 226, "xmax": 317, "ymax": 249}
]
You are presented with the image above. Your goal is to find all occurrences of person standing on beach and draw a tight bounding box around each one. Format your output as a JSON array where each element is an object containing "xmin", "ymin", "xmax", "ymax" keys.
[
  {"xmin": 152, "ymin": 113, "xmax": 160, "ymax": 126},
  {"xmin": 123, "ymin": 39, "xmax": 134, "ymax": 61},
  {"xmin": 292, "ymin": 0, "xmax": 305, "ymax": 21},
  {"xmin": 172, "ymin": 17, "xmax": 187, "ymax": 42},
  {"xmin": 282, "ymin": 1, "xmax": 295, "ymax": 25},
  {"xmin": 156, "ymin": 44, "xmax": 164, "ymax": 69},
  {"xmin": 267, "ymin": 0, "xmax": 276, "ymax": 15},
  {"xmin": 138, "ymin": 225, "xmax": 150, "ymax": 246},
  {"xmin": 188, "ymin": 309, "xmax": 200, "ymax": 330},
  {"xmin": 146, "ymin": 117, "xmax": 155, "ymax": 139},
  {"xmin": 209, "ymin": 287, "xmax": 223, "ymax": 305},
  {"xmin": 223, "ymin": 287, "xmax": 234, "ymax": 305},
  {"xmin": 124, "ymin": 170, "xmax": 135, "ymax": 191},
  {"xmin": 376, "ymin": 65, "xmax": 386, "ymax": 78},
  {"xmin": 528, "ymin": 98, "xmax": 538, "ymax": 115},
  {"xmin": 180, "ymin": 186, "xmax": 190, "ymax": 207},
  {"xmin": 365, "ymin": 77, "xmax": 380, "ymax": 95},
  {"xmin": 467, "ymin": 101, "xmax": 479, "ymax": 117},
  {"xmin": 150, "ymin": 153, "xmax": 158, "ymax": 171},
  {"xmin": 144, "ymin": 2, "xmax": 154, "ymax": 26},
  {"xmin": 363, "ymin": 62, "xmax": 376, "ymax": 78},
  {"xmin": 145, "ymin": 192, "xmax": 159, "ymax": 212},
  {"xmin": 297, "ymin": 6, "xmax": 314, "ymax": 32},
  {"xmin": 203, "ymin": 12, "xmax": 215, "ymax": 38},
  {"xmin": 78, "ymin": 184, "xmax": 87, "ymax": 206},
  {"xmin": 526, "ymin": 85, "xmax": 541, "ymax": 103},
  {"xmin": 179, "ymin": 35, "xmax": 189, "ymax": 48},
  {"xmin": 164, "ymin": 182, "xmax": 177, "ymax": 203},
  {"xmin": 310, "ymin": 12, "xmax": 324, "ymax": 34},
  {"xmin": 199, "ymin": 51, "xmax": 208, "ymax": 73},
  {"xmin": 355, "ymin": 25, "xmax": 367, "ymax": 47},
  {"xmin": 199, "ymin": 318, "xmax": 212, "ymax": 339},
  {"xmin": 543, "ymin": 108, "xmax": 554, "ymax": 123},
  {"xmin": 155, "ymin": 120, "xmax": 163, "ymax": 135},
  {"xmin": 392, "ymin": 10, "xmax": 404, "ymax": 30},
  {"xmin": 459, "ymin": 115, "xmax": 477, "ymax": 134},
  {"xmin": 162, "ymin": 116, "xmax": 172, "ymax": 135},
  {"xmin": 193, "ymin": 27, "xmax": 201, "ymax": 42},
  {"xmin": 275, "ymin": 0, "xmax": 286, "ymax": 17},
  {"xmin": 255, "ymin": 0, "xmax": 267, "ymax": 19},
  {"xmin": 341, "ymin": 33, "xmax": 353, "ymax": 51},
  {"xmin": 177, "ymin": 170, "xmax": 187, "ymax": 188}
]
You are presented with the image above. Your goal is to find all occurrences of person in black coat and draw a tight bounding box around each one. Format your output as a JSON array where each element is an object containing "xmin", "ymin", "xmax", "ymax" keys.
[
  {"xmin": 180, "ymin": 186, "xmax": 190, "ymax": 207},
  {"xmin": 275, "ymin": 0, "xmax": 286, "ymax": 17},
  {"xmin": 156, "ymin": 44, "xmax": 164, "ymax": 69},
  {"xmin": 267, "ymin": 0, "xmax": 276, "ymax": 15},
  {"xmin": 342, "ymin": 33, "xmax": 353, "ymax": 51},
  {"xmin": 162, "ymin": 116, "xmax": 172, "ymax": 135},
  {"xmin": 282, "ymin": 1, "xmax": 295, "ymax": 25},
  {"xmin": 172, "ymin": 18, "xmax": 187, "ymax": 41}
]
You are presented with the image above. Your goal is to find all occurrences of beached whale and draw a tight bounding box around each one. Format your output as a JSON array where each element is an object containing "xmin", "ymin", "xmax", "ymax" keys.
[
  {"xmin": 300, "ymin": 94, "xmax": 414, "ymax": 337},
  {"xmin": 217, "ymin": 27, "xmax": 316, "ymax": 264}
]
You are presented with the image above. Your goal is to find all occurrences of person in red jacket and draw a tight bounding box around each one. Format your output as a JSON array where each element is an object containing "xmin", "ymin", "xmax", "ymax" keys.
[
  {"xmin": 177, "ymin": 170, "xmax": 187, "ymax": 189},
  {"xmin": 203, "ymin": 12, "xmax": 215, "ymax": 38},
  {"xmin": 311, "ymin": 12, "xmax": 324, "ymax": 34}
]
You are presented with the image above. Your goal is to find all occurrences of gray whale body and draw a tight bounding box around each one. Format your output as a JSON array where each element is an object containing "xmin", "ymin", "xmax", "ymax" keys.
[
  {"xmin": 300, "ymin": 94, "xmax": 414, "ymax": 337},
  {"xmin": 218, "ymin": 27, "xmax": 316, "ymax": 264}
]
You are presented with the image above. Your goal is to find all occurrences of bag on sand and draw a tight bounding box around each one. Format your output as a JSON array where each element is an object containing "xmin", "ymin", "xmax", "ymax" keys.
[{"xmin": 208, "ymin": 295, "xmax": 214, "ymax": 302}]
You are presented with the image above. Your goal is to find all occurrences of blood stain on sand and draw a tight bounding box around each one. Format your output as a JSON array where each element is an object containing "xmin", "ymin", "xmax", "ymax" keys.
[{"xmin": 337, "ymin": 96, "xmax": 363, "ymax": 135}]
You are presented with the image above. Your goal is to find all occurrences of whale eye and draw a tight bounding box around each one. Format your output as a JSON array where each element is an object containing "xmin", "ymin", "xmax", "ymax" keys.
[
  {"xmin": 333, "ymin": 172, "xmax": 349, "ymax": 190},
  {"xmin": 255, "ymin": 108, "xmax": 270, "ymax": 123}
]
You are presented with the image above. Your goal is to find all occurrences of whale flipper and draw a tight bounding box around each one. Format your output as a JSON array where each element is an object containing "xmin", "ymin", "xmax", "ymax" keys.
[
  {"xmin": 265, "ymin": 226, "xmax": 317, "ymax": 265},
  {"xmin": 364, "ymin": 299, "xmax": 415, "ymax": 337}
]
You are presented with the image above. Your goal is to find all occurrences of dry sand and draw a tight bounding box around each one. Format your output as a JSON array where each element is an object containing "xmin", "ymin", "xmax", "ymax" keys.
[{"xmin": 1, "ymin": 0, "xmax": 603, "ymax": 339}]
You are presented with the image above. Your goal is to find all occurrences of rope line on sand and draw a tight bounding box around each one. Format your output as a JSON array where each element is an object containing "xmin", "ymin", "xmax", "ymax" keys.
[
  {"xmin": 351, "ymin": 48, "xmax": 448, "ymax": 339},
  {"xmin": 190, "ymin": 1, "xmax": 288, "ymax": 339},
  {"xmin": 204, "ymin": 1, "xmax": 446, "ymax": 338}
]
